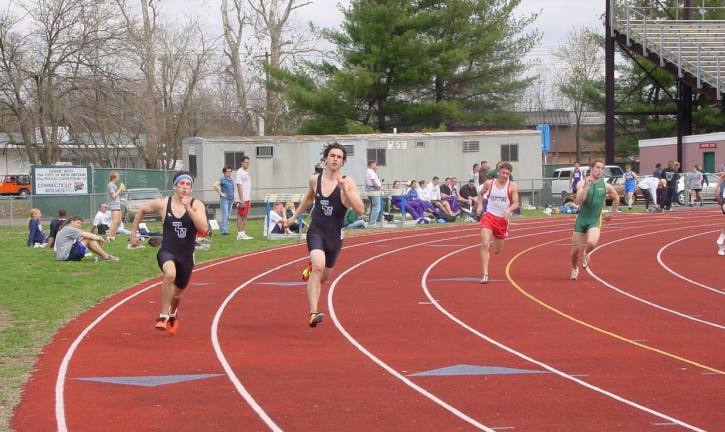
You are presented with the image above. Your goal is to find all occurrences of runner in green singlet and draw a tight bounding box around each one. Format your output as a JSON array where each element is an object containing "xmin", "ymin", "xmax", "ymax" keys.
[{"xmin": 570, "ymin": 160, "xmax": 620, "ymax": 280}]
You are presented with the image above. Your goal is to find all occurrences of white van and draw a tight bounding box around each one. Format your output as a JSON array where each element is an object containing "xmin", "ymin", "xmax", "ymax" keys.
[{"xmin": 551, "ymin": 165, "xmax": 624, "ymax": 197}]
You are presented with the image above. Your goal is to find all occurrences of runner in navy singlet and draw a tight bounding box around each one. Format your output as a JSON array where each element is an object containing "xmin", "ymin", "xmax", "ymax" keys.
[
  {"xmin": 286, "ymin": 143, "xmax": 365, "ymax": 327},
  {"xmin": 130, "ymin": 171, "xmax": 208, "ymax": 335},
  {"xmin": 716, "ymin": 173, "xmax": 725, "ymax": 256}
]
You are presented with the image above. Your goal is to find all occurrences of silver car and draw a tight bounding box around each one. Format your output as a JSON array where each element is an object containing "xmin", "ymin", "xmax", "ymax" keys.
[{"xmin": 120, "ymin": 188, "xmax": 163, "ymax": 222}]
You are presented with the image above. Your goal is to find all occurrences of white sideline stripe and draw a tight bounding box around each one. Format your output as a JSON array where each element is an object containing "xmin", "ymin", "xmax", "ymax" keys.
[
  {"xmin": 53, "ymin": 215, "xmax": 702, "ymax": 431},
  {"xmin": 656, "ymin": 230, "xmax": 725, "ymax": 295},
  {"xmin": 587, "ymin": 222, "xmax": 725, "ymax": 330},
  {"xmin": 420, "ymin": 243, "xmax": 706, "ymax": 432},
  {"xmin": 53, "ymin": 246, "xmax": 302, "ymax": 432},
  {"xmin": 54, "ymin": 225, "xmax": 481, "ymax": 431},
  {"xmin": 324, "ymin": 220, "xmax": 688, "ymax": 430},
  {"xmin": 327, "ymin": 232, "xmax": 497, "ymax": 431},
  {"xmin": 210, "ymin": 227, "xmax": 490, "ymax": 431},
  {"xmin": 55, "ymin": 226, "xmax": 474, "ymax": 431}
]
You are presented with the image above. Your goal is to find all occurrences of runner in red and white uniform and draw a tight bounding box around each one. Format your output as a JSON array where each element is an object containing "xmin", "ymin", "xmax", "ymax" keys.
[{"xmin": 476, "ymin": 162, "xmax": 519, "ymax": 284}]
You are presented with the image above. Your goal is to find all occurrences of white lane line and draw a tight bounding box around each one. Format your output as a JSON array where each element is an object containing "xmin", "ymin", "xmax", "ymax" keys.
[
  {"xmin": 586, "ymin": 222, "xmax": 725, "ymax": 330},
  {"xmin": 210, "ymin": 227, "xmax": 490, "ymax": 431},
  {"xmin": 55, "ymin": 226, "xmax": 478, "ymax": 431},
  {"xmin": 54, "ymin": 245, "xmax": 302, "ymax": 432},
  {"xmin": 419, "ymin": 243, "xmax": 707, "ymax": 432},
  {"xmin": 656, "ymin": 230, "xmax": 725, "ymax": 295}
]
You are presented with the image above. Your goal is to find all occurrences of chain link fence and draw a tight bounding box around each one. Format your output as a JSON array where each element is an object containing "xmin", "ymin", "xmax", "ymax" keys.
[{"xmin": 0, "ymin": 179, "xmax": 565, "ymax": 228}]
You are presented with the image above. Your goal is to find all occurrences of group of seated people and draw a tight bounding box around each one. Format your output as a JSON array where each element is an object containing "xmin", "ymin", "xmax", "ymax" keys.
[
  {"xmin": 27, "ymin": 206, "xmax": 119, "ymax": 262},
  {"xmin": 386, "ymin": 176, "xmax": 479, "ymax": 224}
]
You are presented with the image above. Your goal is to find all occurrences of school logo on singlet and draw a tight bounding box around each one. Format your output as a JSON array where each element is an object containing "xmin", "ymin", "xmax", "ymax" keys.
[
  {"xmin": 172, "ymin": 221, "xmax": 187, "ymax": 238},
  {"xmin": 319, "ymin": 199, "xmax": 333, "ymax": 216},
  {"xmin": 490, "ymin": 194, "xmax": 507, "ymax": 203}
]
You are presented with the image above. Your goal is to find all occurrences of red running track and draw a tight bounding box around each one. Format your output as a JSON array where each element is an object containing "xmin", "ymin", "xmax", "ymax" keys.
[{"xmin": 11, "ymin": 211, "xmax": 725, "ymax": 431}]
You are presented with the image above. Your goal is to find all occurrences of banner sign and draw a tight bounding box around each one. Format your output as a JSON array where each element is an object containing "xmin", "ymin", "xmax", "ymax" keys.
[
  {"xmin": 536, "ymin": 123, "xmax": 551, "ymax": 153},
  {"xmin": 32, "ymin": 166, "xmax": 90, "ymax": 195}
]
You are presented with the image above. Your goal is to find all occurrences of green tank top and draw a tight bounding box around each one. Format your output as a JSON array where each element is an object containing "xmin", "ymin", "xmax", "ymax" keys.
[{"xmin": 577, "ymin": 178, "xmax": 606, "ymax": 223}]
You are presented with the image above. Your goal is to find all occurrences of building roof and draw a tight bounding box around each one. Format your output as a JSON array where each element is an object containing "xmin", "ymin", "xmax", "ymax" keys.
[{"xmin": 183, "ymin": 130, "xmax": 540, "ymax": 145}]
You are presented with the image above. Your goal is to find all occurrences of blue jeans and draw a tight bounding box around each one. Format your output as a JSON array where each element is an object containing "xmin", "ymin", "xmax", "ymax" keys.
[
  {"xmin": 368, "ymin": 193, "xmax": 382, "ymax": 224},
  {"xmin": 220, "ymin": 198, "xmax": 233, "ymax": 234}
]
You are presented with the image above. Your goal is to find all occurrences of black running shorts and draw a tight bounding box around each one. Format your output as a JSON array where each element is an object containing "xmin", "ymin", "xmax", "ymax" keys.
[
  {"xmin": 306, "ymin": 230, "xmax": 342, "ymax": 268},
  {"xmin": 156, "ymin": 249, "xmax": 195, "ymax": 289}
]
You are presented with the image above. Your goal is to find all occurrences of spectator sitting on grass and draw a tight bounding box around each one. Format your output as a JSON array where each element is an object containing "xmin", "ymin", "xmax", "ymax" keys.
[
  {"xmin": 27, "ymin": 208, "xmax": 47, "ymax": 247},
  {"xmin": 92, "ymin": 203, "xmax": 111, "ymax": 234},
  {"xmin": 344, "ymin": 207, "xmax": 367, "ymax": 229},
  {"xmin": 47, "ymin": 208, "xmax": 67, "ymax": 249},
  {"xmin": 54, "ymin": 216, "xmax": 118, "ymax": 262},
  {"xmin": 265, "ymin": 202, "xmax": 287, "ymax": 235}
]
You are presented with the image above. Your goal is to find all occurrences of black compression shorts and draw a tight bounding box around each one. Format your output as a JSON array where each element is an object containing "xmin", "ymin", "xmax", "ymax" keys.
[
  {"xmin": 157, "ymin": 249, "xmax": 195, "ymax": 289},
  {"xmin": 306, "ymin": 230, "xmax": 342, "ymax": 268}
]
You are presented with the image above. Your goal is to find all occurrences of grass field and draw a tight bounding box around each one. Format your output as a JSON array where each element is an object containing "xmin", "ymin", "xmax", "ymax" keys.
[{"xmin": 0, "ymin": 208, "xmax": 557, "ymax": 430}]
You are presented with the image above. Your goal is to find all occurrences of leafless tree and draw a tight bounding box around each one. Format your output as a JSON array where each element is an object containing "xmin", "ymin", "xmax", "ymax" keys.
[
  {"xmin": 246, "ymin": 0, "xmax": 318, "ymax": 134},
  {"xmin": 221, "ymin": 0, "xmax": 257, "ymax": 134},
  {"xmin": 554, "ymin": 26, "xmax": 604, "ymax": 162}
]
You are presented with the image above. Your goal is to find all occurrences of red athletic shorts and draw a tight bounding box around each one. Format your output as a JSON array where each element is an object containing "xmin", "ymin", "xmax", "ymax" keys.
[
  {"xmin": 480, "ymin": 212, "xmax": 509, "ymax": 239},
  {"xmin": 237, "ymin": 201, "xmax": 250, "ymax": 216}
]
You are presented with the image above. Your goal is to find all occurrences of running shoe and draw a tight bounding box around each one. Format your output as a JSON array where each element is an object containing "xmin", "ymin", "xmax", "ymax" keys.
[
  {"xmin": 718, "ymin": 247, "xmax": 725, "ymax": 257},
  {"xmin": 308, "ymin": 311, "xmax": 324, "ymax": 328},
  {"xmin": 570, "ymin": 267, "xmax": 579, "ymax": 280},
  {"xmin": 167, "ymin": 315, "xmax": 179, "ymax": 335},
  {"xmin": 155, "ymin": 316, "xmax": 168, "ymax": 331},
  {"xmin": 480, "ymin": 274, "xmax": 490, "ymax": 284},
  {"xmin": 302, "ymin": 262, "xmax": 312, "ymax": 281},
  {"xmin": 582, "ymin": 253, "xmax": 590, "ymax": 269}
]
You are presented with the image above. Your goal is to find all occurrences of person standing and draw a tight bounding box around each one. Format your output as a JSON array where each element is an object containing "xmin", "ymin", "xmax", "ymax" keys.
[
  {"xmin": 130, "ymin": 171, "xmax": 208, "ymax": 335},
  {"xmin": 623, "ymin": 164, "xmax": 638, "ymax": 210},
  {"xmin": 365, "ymin": 160, "xmax": 383, "ymax": 227},
  {"xmin": 286, "ymin": 143, "xmax": 365, "ymax": 327},
  {"xmin": 476, "ymin": 162, "xmax": 519, "ymax": 284},
  {"xmin": 570, "ymin": 162, "xmax": 582, "ymax": 195},
  {"xmin": 106, "ymin": 171, "xmax": 124, "ymax": 241},
  {"xmin": 688, "ymin": 164, "xmax": 704, "ymax": 207},
  {"xmin": 659, "ymin": 161, "xmax": 679, "ymax": 211},
  {"xmin": 213, "ymin": 166, "xmax": 235, "ymax": 235},
  {"xmin": 652, "ymin": 162, "xmax": 662, "ymax": 178},
  {"xmin": 235, "ymin": 156, "xmax": 253, "ymax": 240},
  {"xmin": 716, "ymin": 173, "xmax": 725, "ymax": 256},
  {"xmin": 570, "ymin": 160, "xmax": 620, "ymax": 280}
]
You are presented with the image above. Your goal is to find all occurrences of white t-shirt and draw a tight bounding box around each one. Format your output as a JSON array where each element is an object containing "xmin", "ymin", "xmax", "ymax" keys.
[
  {"xmin": 266, "ymin": 211, "xmax": 284, "ymax": 235},
  {"xmin": 93, "ymin": 210, "xmax": 111, "ymax": 228},
  {"xmin": 426, "ymin": 182, "xmax": 441, "ymax": 200},
  {"xmin": 235, "ymin": 168, "xmax": 252, "ymax": 201},
  {"xmin": 484, "ymin": 179, "xmax": 511, "ymax": 217},
  {"xmin": 365, "ymin": 168, "xmax": 381, "ymax": 191},
  {"xmin": 638, "ymin": 176, "xmax": 659, "ymax": 191}
]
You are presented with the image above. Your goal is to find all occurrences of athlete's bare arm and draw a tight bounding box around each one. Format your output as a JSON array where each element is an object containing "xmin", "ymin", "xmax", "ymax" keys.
[
  {"xmin": 604, "ymin": 183, "xmax": 619, "ymax": 220},
  {"xmin": 575, "ymin": 176, "xmax": 591, "ymax": 205},
  {"xmin": 130, "ymin": 198, "xmax": 165, "ymax": 246},
  {"xmin": 287, "ymin": 175, "xmax": 316, "ymax": 227},
  {"xmin": 505, "ymin": 182, "xmax": 520, "ymax": 217},
  {"xmin": 338, "ymin": 176, "xmax": 365, "ymax": 215},
  {"xmin": 186, "ymin": 197, "xmax": 208, "ymax": 233}
]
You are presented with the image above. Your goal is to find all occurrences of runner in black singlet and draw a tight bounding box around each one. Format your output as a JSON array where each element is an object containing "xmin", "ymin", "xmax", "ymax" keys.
[
  {"xmin": 131, "ymin": 171, "xmax": 208, "ymax": 335},
  {"xmin": 286, "ymin": 143, "xmax": 365, "ymax": 327},
  {"xmin": 716, "ymin": 173, "xmax": 725, "ymax": 256}
]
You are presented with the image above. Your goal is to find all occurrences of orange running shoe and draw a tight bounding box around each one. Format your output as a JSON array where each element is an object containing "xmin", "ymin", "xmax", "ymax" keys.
[
  {"xmin": 155, "ymin": 316, "xmax": 168, "ymax": 331},
  {"xmin": 167, "ymin": 316, "xmax": 179, "ymax": 336},
  {"xmin": 301, "ymin": 262, "xmax": 312, "ymax": 281}
]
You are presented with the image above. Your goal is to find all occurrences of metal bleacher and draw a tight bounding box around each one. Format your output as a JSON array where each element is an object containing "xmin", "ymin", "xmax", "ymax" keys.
[{"xmin": 611, "ymin": 2, "xmax": 725, "ymax": 101}]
